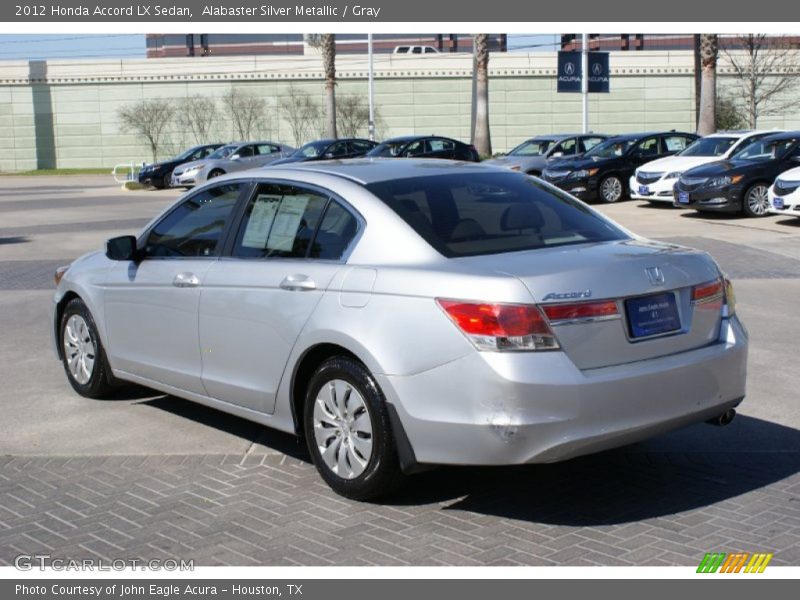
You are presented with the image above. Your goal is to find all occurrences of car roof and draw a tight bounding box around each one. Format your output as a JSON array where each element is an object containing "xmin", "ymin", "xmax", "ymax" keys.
[
  {"xmin": 606, "ymin": 131, "xmax": 693, "ymax": 142},
  {"xmin": 755, "ymin": 130, "xmax": 800, "ymax": 142},
  {"xmin": 380, "ymin": 135, "xmax": 454, "ymax": 143},
  {"xmin": 250, "ymin": 157, "xmax": 501, "ymax": 185}
]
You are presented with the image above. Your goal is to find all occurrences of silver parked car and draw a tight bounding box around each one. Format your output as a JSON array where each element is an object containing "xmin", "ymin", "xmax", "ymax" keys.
[
  {"xmin": 171, "ymin": 141, "xmax": 294, "ymax": 188},
  {"xmin": 483, "ymin": 134, "xmax": 607, "ymax": 175},
  {"xmin": 52, "ymin": 160, "xmax": 747, "ymax": 500}
]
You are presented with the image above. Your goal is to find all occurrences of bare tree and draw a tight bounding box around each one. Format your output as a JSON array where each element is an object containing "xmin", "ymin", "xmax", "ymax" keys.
[
  {"xmin": 221, "ymin": 88, "xmax": 268, "ymax": 140},
  {"xmin": 721, "ymin": 34, "xmax": 800, "ymax": 128},
  {"xmin": 176, "ymin": 95, "xmax": 218, "ymax": 145},
  {"xmin": 472, "ymin": 34, "xmax": 492, "ymax": 157},
  {"xmin": 697, "ymin": 34, "xmax": 718, "ymax": 136},
  {"xmin": 335, "ymin": 95, "xmax": 376, "ymax": 138},
  {"xmin": 279, "ymin": 85, "xmax": 323, "ymax": 147},
  {"xmin": 117, "ymin": 99, "xmax": 175, "ymax": 162}
]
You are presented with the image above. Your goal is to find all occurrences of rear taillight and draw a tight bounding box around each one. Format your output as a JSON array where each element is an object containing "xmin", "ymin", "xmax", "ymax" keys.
[
  {"xmin": 436, "ymin": 299, "xmax": 559, "ymax": 352},
  {"xmin": 542, "ymin": 300, "xmax": 619, "ymax": 323},
  {"xmin": 692, "ymin": 278, "xmax": 724, "ymax": 307}
]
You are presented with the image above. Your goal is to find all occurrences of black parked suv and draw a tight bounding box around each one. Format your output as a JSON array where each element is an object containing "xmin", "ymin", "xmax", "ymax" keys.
[
  {"xmin": 271, "ymin": 138, "xmax": 378, "ymax": 165},
  {"xmin": 367, "ymin": 135, "xmax": 480, "ymax": 162},
  {"xmin": 138, "ymin": 143, "xmax": 223, "ymax": 189},
  {"xmin": 674, "ymin": 131, "xmax": 800, "ymax": 217},
  {"xmin": 541, "ymin": 131, "xmax": 698, "ymax": 203}
]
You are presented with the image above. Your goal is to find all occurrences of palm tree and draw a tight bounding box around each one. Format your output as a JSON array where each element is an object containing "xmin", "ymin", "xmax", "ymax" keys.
[
  {"xmin": 472, "ymin": 34, "xmax": 492, "ymax": 157},
  {"xmin": 697, "ymin": 34, "xmax": 718, "ymax": 136},
  {"xmin": 320, "ymin": 34, "xmax": 337, "ymax": 138}
]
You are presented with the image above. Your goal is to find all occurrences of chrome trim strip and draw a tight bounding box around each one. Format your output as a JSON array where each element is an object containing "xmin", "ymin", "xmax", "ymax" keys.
[{"xmin": 549, "ymin": 314, "xmax": 622, "ymax": 326}]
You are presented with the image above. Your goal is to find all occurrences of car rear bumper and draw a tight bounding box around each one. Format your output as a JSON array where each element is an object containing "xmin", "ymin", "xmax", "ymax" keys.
[{"xmin": 379, "ymin": 315, "xmax": 748, "ymax": 466}]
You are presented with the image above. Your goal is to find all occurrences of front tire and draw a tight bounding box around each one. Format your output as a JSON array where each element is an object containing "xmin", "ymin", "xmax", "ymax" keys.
[
  {"xmin": 207, "ymin": 168, "xmax": 225, "ymax": 180},
  {"xmin": 599, "ymin": 175, "xmax": 624, "ymax": 203},
  {"xmin": 742, "ymin": 183, "xmax": 771, "ymax": 217},
  {"xmin": 303, "ymin": 357, "xmax": 403, "ymax": 500},
  {"xmin": 60, "ymin": 298, "xmax": 115, "ymax": 398}
]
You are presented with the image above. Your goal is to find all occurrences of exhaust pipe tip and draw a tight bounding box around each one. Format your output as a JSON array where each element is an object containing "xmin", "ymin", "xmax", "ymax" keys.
[{"xmin": 706, "ymin": 408, "xmax": 736, "ymax": 427}]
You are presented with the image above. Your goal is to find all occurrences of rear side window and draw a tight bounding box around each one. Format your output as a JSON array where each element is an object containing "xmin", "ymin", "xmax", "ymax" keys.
[
  {"xmin": 232, "ymin": 184, "xmax": 359, "ymax": 260},
  {"xmin": 367, "ymin": 173, "xmax": 627, "ymax": 258}
]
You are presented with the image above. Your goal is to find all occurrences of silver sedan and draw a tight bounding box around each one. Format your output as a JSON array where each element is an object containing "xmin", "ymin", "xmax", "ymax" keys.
[
  {"xmin": 171, "ymin": 141, "xmax": 294, "ymax": 188},
  {"xmin": 52, "ymin": 160, "xmax": 747, "ymax": 500}
]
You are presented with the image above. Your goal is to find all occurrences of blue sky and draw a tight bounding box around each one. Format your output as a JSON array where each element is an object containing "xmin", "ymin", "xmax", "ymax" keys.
[{"xmin": 0, "ymin": 34, "xmax": 558, "ymax": 61}]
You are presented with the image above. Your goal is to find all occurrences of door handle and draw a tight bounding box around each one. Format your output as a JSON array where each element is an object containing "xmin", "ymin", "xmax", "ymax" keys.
[
  {"xmin": 173, "ymin": 272, "xmax": 200, "ymax": 288},
  {"xmin": 280, "ymin": 274, "xmax": 316, "ymax": 291}
]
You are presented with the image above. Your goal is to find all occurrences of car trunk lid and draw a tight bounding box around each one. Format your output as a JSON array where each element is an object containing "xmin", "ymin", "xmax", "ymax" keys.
[{"xmin": 457, "ymin": 239, "xmax": 724, "ymax": 369}]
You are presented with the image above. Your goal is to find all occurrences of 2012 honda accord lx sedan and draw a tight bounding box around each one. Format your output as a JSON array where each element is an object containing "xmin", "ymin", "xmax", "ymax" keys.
[{"xmin": 52, "ymin": 159, "xmax": 747, "ymax": 500}]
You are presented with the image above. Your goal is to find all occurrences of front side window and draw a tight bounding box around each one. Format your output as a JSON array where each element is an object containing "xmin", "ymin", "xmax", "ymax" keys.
[
  {"xmin": 404, "ymin": 140, "xmax": 426, "ymax": 156},
  {"xmin": 635, "ymin": 137, "xmax": 660, "ymax": 157},
  {"xmin": 367, "ymin": 173, "xmax": 628, "ymax": 258},
  {"xmin": 256, "ymin": 144, "xmax": 279, "ymax": 156},
  {"xmin": 509, "ymin": 139, "xmax": 553, "ymax": 157},
  {"xmin": 233, "ymin": 184, "xmax": 358, "ymax": 260},
  {"xmin": 552, "ymin": 138, "xmax": 578, "ymax": 156},
  {"xmin": 144, "ymin": 183, "xmax": 243, "ymax": 258},
  {"xmin": 585, "ymin": 138, "xmax": 635, "ymax": 158}
]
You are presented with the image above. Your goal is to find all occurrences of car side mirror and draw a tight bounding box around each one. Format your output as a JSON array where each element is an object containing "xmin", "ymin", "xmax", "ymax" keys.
[
  {"xmin": 551, "ymin": 151, "xmax": 564, "ymax": 158},
  {"xmin": 106, "ymin": 235, "xmax": 138, "ymax": 261},
  {"xmin": 324, "ymin": 152, "xmax": 335, "ymax": 159},
  {"xmin": 230, "ymin": 154, "xmax": 241, "ymax": 160}
]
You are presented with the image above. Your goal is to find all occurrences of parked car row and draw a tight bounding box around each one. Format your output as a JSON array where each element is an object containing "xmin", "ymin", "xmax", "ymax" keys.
[
  {"xmin": 142, "ymin": 129, "xmax": 800, "ymax": 221},
  {"xmin": 141, "ymin": 135, "xmax": 482, "ymax": 190}
]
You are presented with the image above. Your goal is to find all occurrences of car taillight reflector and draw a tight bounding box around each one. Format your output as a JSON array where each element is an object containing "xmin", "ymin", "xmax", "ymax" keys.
[
  {"xmin": 692, "ymin": 278, "xmax": 724, "ymax": 303},
  {"xmin": 436, "ymin": 299, "xmax": 559, "ymax": 352},
  {"xmin": 542, "ymin": 300, "xmax": 618, "ymax": 322}
]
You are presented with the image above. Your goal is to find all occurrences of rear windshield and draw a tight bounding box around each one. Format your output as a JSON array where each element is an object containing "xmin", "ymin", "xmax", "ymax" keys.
[{"xmin": 367, "ymin": 172, "xmax": 628, "ymax": 258}]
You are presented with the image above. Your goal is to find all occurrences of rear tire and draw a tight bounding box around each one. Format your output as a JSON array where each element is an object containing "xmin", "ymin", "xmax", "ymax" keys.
[
  {"xmin": 303, "ymin": 357, "xmax": 404, "ymax": 501},
  {"xmin": 60, "ymin": 298, "xmax": 115, "ymax": 399},
  {"xmin": 742, "ymin": 182, "xmax": 771, "ymax": 217}
]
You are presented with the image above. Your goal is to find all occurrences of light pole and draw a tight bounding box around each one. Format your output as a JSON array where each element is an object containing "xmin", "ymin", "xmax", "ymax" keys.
[
  {"xmin": 368, "ymin": 33, "xmax": 375, "ymax": 141},
  {"xmin": 581, "ymin": 32, "xmax": 589, "ymax": 133}
]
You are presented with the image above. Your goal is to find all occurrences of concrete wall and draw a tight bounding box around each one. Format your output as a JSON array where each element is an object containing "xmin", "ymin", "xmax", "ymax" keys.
[{"xmin": 1, "ymin": 51, "xmax": 799, "ymax": 172}]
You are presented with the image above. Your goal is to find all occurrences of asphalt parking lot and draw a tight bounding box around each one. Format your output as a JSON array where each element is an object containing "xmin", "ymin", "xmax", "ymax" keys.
[{"xmin": 1, "ymin": 175, "xmax": 799, "ymax": 567}]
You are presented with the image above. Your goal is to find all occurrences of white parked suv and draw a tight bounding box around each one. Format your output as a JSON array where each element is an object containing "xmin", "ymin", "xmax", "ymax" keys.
[
  {"xmin": 768, "ymin": 166, "xmax": 800, "ymax": 218},
  {"xmin": 629, "ymin": 131, "xmax": 779, "ymax": 204},
  {"xmin": 393, "ymin": 45, "xmax": 439, "ymax": 54}
]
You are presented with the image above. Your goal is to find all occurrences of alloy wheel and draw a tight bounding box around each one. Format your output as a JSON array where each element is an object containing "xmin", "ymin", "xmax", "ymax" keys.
[
  {"xmin": 312, "ymin": 379, "xmax": 374, "ymax": 480},
  {"xmin": 601, "ymin": 177, "xmax": 623, "ymax": 202},
  {"xmin": 746, "ymin": 185, "xmax": 770, "ymax": 216},
  {"xmin": 63, "ymin": 314, "xmax": 96, "ymax": 385}
]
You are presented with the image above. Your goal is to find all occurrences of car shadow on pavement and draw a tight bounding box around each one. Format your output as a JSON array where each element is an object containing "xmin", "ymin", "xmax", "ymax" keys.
[
  {"xmin": 0, "ymin": 236, "xmax": 29, "ymax": 245},
  {"xmin": 138, "ymin": 393, "xmax": 309, "ymax": 460},
  {"xmin": 387, "ymin": 415, "xmax": 800, "ymax": 525},
  {"xmin": 679, "ymin": 211, "xmax": 744, "ymax": 221},
  {"xmin": 775, "ymin": 217, "xmax": 800, "ymax": 228}
]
